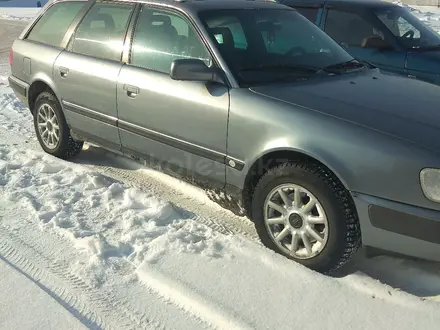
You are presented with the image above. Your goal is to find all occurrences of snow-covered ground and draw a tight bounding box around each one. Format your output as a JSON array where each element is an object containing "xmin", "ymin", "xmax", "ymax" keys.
[
  {"xmin": 0, "ymin": 0, "xmax": 48, "ymax": 7},
  {"xmin": 3, "ymin": 4, "xmax": 440, "ymax": 330},
  {"xmin": 394, "ymin": 1, "xmax": 440, "ymax": 32},
  {"xmin": 0, "ymin": 7, "xmax": 40, "ymax": 20},
  {"xmin": 3, "ymin": 89, "xmax": 440, "ymax": 330}
]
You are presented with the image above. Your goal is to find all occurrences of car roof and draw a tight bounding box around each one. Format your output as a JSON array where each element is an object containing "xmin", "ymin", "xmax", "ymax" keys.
[
  {"xmin": 55, "ymin": 0, "xmax": 289, "ymax": 11},
  {"xmin": 280, "ymin": 0, "xmax": 398, "ymax": 9}
]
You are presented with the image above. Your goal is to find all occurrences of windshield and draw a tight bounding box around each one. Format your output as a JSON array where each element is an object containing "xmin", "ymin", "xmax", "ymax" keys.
[
  {"xmin": 198, "ymin": 9, "xmax": 357, "ymax": 86},
  {"xmin": 375, "ymin": 6, "xmax": 440, "ymax": 49}
]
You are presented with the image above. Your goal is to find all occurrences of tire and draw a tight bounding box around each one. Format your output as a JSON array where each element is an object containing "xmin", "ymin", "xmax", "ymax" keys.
[
  {"xmin": 33, "ymin": 91, "xmax": 83, "ymax": 159},
  {"xmin": 251, "ymin": 162, "xmax": 361, "ymax": 274}
]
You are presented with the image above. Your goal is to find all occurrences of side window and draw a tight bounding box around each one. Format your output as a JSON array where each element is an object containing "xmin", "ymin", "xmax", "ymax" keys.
[
  {"xmin": 70, "ymin": 3, "xmax": 134, "ymax": 61},
  {"xmin": 325, "ymin": 9, "xmax": 388, "ymax": 48},
  {"xmin": 131, "ymin": 7, "xmax": 211, "ymax": 73},
  {"xmin": 377, "ymin": 13, "xmax": 421, "ymax": 39},
  {"xmin": 396, "ymin": 17, "xmax": 421, "ymax": 38},
  {"xmin": 294, "ymin": 7, "xmax": 319, "ymax": 23},
  {"xmin": 26, "ymin": 2, "xmax": 85, "ymax": 48}
]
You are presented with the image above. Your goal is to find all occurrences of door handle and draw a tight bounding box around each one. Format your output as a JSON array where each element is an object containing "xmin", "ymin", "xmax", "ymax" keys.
[
  {"xmin": 123, "ymin": 84, "xmax": 140, "ymax": 98},
  {"xmin": 59, "ymin": 67, "xmax": 69, "ymax": 78}
]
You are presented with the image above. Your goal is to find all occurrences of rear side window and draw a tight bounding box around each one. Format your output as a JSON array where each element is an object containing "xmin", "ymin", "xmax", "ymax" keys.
[
  {"xmin": 26, "ymin": 2, "xmax": 85, "ymax": 48},
  {"xmin": 293, "ymin": 7, "xmax": 319, "ymax": 23},
  {"xmin": 70, "ymin": 2, "xmax": 134, "ymax": 61}
]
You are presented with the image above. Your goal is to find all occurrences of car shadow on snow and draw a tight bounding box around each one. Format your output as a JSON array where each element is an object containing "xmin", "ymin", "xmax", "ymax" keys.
[{"xmin": 334, "ymin": 247, "xmax": 440, "ymax": 300}]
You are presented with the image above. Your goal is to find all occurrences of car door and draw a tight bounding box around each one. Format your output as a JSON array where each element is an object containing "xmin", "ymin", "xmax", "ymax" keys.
[
  {"xmin": 117, "ymin": 5, "xmax": 229, "ymax": 187},
  {"xmin": 376, "ymin": 9, "xmax": 440, "ymax": 84},
  {"xmin": 53, "ymin": 1, "xmax": 135, "ymax": 151},
  {"xmin": 322, "ymin": 6, "xmax": 406, "ymax": 74}
]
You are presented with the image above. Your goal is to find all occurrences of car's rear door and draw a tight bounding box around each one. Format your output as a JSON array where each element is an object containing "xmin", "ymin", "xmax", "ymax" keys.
[
  {"xmin": 53, "ymin": 1, "xmax": 136, "ymax": 151},
  {"xmin": 116, "ymin": 5, "xmax": 229, "ymax": 187}
]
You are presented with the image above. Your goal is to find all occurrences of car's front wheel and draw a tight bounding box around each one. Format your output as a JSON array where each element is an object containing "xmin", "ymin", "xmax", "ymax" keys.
[
  {"xmin": 251, "ymin": 162, "xmax": 361, "ymax": 274},
  {"xmin": 33, "ymin": 91, "xmax": 83, "ymax": 159}
]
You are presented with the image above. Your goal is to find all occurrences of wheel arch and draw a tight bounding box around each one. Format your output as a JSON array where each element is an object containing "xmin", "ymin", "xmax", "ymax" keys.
[
  {"xmin": 28, "ymin": 75, "xmax": 61, "ymax": 114},
  {"xmin": 241, "ymin": 147, "xmax": 351, "ymax": 215}
]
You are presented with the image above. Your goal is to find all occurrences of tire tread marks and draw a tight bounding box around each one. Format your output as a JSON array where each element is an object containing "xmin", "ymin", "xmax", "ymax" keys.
[
  {"xmin": 86, "ymin": 162, "xmax": 259, "ymax": 241},
  {"xmin": 0, "ymin": 225, "xmax": 159, "ymax": 330}
]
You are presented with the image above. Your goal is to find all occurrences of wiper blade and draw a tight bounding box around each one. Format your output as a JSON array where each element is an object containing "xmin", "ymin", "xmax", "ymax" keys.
[
  {"xmin": 320, "ymin": 59, "xmax": 365, "ymax": 73},
  {"xmin": 240, "ymin": 64, "xmax": 320, "ymax": 74}
]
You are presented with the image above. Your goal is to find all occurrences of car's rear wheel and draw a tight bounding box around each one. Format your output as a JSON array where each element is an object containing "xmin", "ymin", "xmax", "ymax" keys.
[
  {"xmin": 33, "ymin": 91, "xmax": 83, "ymax": 159},
  {"xmin": 251, "ymin": 162, "xmax": 361, "ymax": 274}
]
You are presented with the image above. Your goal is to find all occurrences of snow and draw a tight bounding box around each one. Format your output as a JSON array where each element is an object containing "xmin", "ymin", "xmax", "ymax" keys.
[
  {"xmin": 2, "ymin": 141, "xmax": 440, "ymax": 330},
  {"xmin": 0, "ymin": 259, "xmax": 87, "ymax": 330},
  {"xmin": 0, "ymin": 7, "xmax": 40, "ymax": 20},
  {"xmin": 0, "ymin": 0, "xmax": 48, "ymax": 8},
  {"xmin": 2, "ymin": 4, "xmax": 440, "ymax": 330},
  {"xmin": 412, "ymin": 6, "xmax": 440, "ymax": 33},
  {"xmin": 394, "ymin": 1, "xmax": 440, "ymax": 32}
]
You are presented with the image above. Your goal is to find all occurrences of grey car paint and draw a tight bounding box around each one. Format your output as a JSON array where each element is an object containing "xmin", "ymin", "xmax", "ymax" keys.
[
  {"xmin": 8, "ymin": 0, "xmax": 440, "ymax": 264},
  {"xmin": 55, "ymin": 51, "xmax": 123, "ymax": 150},
  {"xmin": 117, "ymin": 64, "xmax": 230, "ymax": 186}
]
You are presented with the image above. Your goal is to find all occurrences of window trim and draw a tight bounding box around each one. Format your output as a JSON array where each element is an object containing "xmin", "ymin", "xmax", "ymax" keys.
[
  {"xmin": 122, "ymin": 3, "xmax": 141, "ymax": 63},
  {"xmin": 60, "ymin": 0, "xmax": 96, "ymax": 49},
  {"xmin": 65, "ymin": 0, "xmax": 137, "ymax": 63},
  {"xmin": 22, "ymin": 0, "xmax": 90, "ymax": 50},
  {"xmin": 126, "ymin": 4, "xmax": 235, "ymax": 88}
]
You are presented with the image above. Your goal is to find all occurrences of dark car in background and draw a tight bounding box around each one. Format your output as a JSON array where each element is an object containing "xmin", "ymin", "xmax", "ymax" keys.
[{"xmin": 281, "ymin": 0, "xmax": 440, "ymax": 85}]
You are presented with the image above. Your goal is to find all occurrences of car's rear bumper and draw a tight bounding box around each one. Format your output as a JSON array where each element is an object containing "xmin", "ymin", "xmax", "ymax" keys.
[
  {"xmin": 8, "ymin": 75, "xmax": 29, "ymax": 106},
  {"xmin": 352, "ymin": 192, "xmax": 440, "ymax": 262}
]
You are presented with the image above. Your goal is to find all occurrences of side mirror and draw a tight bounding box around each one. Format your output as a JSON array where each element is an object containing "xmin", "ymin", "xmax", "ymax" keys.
[{"xmin": 170, "ymin": 59, "xmax": 225, "ymax": 84}]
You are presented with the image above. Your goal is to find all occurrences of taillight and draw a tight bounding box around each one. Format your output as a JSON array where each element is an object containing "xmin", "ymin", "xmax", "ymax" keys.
[{"xmin": 9, "ymin": 50, "xmax": 13, "ymax": 66}]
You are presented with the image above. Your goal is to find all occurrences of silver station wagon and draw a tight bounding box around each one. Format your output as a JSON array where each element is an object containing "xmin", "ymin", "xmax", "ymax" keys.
[{"xmin": 9, "ymin": 0, "xmax": 440, "ymax": 273}]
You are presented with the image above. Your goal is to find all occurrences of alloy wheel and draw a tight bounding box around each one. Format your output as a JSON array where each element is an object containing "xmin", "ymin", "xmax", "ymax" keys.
[{"xmin": 263, "ymin": 183, "xmax": 329, "ymax": 259}]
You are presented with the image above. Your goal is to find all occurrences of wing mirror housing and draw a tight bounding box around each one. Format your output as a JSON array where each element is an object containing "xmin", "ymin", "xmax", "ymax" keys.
[{"xmin": 170, "ymin": 59, "xmax": 226, "ymax": 84}]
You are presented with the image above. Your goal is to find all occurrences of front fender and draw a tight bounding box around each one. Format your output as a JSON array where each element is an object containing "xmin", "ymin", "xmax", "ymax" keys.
[{"xmin": 226, "ymin": 88, "xmax": 440, "ymax": 212}]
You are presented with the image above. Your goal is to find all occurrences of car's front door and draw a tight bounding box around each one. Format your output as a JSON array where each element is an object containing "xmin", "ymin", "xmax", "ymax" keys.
[
  {"xmin": 322, "ymin": 7, "xmax": 406, "ymax": 74},
  {"xmin": 117, "ymin": 6, "xmax": 229, "ymax": 186},
  {"xmin": 54, "ymin": 1, "xmax": 135, "ymax": 151},
  {"xmin": 376, "ymin": 9, "xmax": 440, "ymax": 84}
]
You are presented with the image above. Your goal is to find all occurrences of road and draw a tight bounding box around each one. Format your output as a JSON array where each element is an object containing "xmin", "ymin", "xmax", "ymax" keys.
[{"xmin": 0, "ymin": 18, "xmax": 27, "ymax": 85}]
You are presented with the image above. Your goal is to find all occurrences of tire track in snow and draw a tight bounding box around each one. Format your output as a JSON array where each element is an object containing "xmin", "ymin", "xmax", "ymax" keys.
[
  {"xmin": 80, "ymin": 152, "xmax": 259, "ymax": 241},
  {"xmin": 0, "ymin": 224, "xmax": 160, "ymax": 330},
  {"xmin": 0, "ymin": 202, "xmax": 240, "ymax": 330},
  {"xmin": 136, "ymin": 263, "xmax": 253, "ymax": 330},
  {"xmin": 0, "ymin": 239, "xmax": 107, "ymax": 330},
  {"xmin": 0, "ymin": 91, "xmax": 258, "ymax": 328}
]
